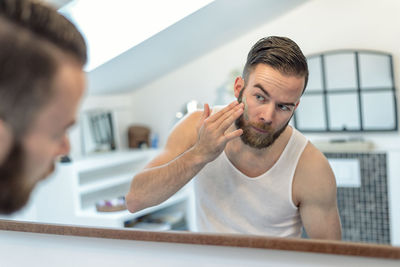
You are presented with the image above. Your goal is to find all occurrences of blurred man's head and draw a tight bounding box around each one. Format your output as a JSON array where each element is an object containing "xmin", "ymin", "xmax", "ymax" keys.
[{"xmin": 0, "ymin": 0, "xmax": 87, "ymax": 213}]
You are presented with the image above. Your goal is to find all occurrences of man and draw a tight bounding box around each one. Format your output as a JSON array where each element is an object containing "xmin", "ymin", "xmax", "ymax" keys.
[
  {"xmin": 0, "ymin": 0, "xmax": 87, "ymax": 214},
  {"xmin": 126, "ymin": 36, "xmax": 341, "ymax": 240}
]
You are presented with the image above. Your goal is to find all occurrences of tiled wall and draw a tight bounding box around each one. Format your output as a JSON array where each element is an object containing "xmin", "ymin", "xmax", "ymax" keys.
[{"xmin": 325, "ymin": 152, "xmax": 390, "ymax": 244}]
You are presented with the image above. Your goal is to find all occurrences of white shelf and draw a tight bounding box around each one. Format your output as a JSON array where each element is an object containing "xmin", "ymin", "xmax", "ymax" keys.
[
  {"xmin": 74, "ymin": 149, "xmax": 159, "ymax": 173},
  {"xmin": 30, "ymin": 148, "xmax": 189, "ymax": 228},
  {"xmin": 78, "ymin": 173, "xmax": 135, "ymax": 194},
  {"xmin": 313, "ymin": 140, "xmax": 374, "ymax": 152},
  {"xmin": 76, "ymin": 186, "xmax": 189, "ymax": 225}
]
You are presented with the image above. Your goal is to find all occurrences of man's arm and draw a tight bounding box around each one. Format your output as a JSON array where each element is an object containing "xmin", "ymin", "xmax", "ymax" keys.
[
  {"xmin": 293, "ymin": 143, "xmax": 342, "ymax": 240},
  {"xmin": 125, "ymin": 101, "xmax": 244, "ymax": 213}
]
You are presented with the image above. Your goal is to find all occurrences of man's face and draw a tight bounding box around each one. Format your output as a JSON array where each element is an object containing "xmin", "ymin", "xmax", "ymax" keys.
[
  {"xmin": 0, "ymin": 60, "xmax": 85, "ymax": 213},
  {"xmin": 234, "ymin": 64, "xmax": 304, "ymax": 149}
]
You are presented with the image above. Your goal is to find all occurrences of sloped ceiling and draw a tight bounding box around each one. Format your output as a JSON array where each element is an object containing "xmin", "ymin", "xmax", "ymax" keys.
[{"xmin": 86, "ymin": 0, "xmax": 308, "ymax": 95}]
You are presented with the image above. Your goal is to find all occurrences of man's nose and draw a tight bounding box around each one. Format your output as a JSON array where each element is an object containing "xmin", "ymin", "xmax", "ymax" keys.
[
  {"xmin": 258, "ymin": 103, "xmax": 275, "ymax": 124},
  {"xmin": 57, "ymin": 135, "xmax": 70, "ymax": 157}
]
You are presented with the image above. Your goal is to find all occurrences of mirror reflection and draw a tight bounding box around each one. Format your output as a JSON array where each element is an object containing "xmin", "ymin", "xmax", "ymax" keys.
[{"xmin": 1, "ymin": 0, "xmax": 400, "ymax": 249}]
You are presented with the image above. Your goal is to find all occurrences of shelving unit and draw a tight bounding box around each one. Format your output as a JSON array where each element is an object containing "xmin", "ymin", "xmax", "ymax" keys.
[
  {"xmin": 77, "ymin": 186, "xmax": 189, "ymax": 227},
  {"xmin": 78, "ymin": 173, "xmax": 135, "ymax": 194},
  {"xmin": 31, "ymin": 149, "xmax": 191, "ymax": 228}
]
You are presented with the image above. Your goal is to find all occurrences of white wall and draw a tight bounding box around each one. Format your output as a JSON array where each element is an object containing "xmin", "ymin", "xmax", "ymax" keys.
[{"xmin": 127, "ymin": 0, "xmax": 400, "ymax": 149}]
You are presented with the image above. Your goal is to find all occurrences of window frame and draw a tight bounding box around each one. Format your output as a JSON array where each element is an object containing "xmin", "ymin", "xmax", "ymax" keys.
[{"xmin": 293, "ymin": 50, "xmax": 398, "ymax": 133}]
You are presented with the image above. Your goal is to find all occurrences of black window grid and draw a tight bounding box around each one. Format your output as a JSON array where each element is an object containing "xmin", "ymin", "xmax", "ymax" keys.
[{"xmin": 293, "ymin": 50, "xmax": 398, "ymax": 133}]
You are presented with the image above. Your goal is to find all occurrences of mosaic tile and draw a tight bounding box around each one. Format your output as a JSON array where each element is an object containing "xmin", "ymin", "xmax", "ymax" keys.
[{"xmin": 325, "ymin": 153, "xmax": 390, "ymax": 244}]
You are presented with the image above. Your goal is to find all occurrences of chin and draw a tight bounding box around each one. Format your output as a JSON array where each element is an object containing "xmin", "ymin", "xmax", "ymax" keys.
[
  {"xmin": 42, "ymin": 164, "xmax": 56, "ymax": 180},
  {"xmin": 32, "ymin": 162, "xmax": 56, "ymax": 183}
]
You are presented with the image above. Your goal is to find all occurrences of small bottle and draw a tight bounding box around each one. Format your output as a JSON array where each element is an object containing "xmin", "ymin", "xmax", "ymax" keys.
[{"xmin": 151, "ymin": 133, "xmax": 159, "ymax": 148}]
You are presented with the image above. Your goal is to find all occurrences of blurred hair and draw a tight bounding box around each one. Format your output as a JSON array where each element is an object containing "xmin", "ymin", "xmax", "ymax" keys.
[{"xmin": 0, "ymin": 0, "xmax": 86, "ymax": 137}]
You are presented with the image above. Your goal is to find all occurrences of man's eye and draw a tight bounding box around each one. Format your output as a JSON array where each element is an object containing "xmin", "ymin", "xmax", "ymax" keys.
[
  {"xmin": 255, "ymin": 95, "xmax": 265, "ymax": 101},
  {"xmin": 278, "ymin": 104, "xmax": 290, "ymax": 111}
]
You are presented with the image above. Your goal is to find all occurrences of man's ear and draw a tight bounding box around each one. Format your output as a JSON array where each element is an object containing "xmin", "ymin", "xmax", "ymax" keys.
[
  {"xmin": 0, "ymin": 120, "xmax": 12, "ymax": 165},
  {"xmin": 234, "ymin": 77, "xmax": 244, "ymax": 98}
]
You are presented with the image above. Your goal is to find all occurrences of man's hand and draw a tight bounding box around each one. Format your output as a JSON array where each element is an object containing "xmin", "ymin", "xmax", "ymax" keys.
[{"xmin": 192, "ymin": 101, "xmax": 244, "ymax": 163}]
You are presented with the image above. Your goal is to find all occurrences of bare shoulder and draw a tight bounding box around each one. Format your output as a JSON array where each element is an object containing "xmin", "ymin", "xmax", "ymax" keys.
[
  {"xmin": 294, "ymin": 142, "xmax": 342, "ymax": 240},
  {"xmin": 166, "ymin": 110, "xmax": 203, "ymax": 148},
  {"xmin": 293, "ymin": 142, "xmax": 337, "ymax": 205},
  {"xmin": 145, "ymin": 111, "xmax": 203, "ymax": 168},
  {"xmin": 298, "ymin": 142, "xmax": 332, "ymax": 177}
]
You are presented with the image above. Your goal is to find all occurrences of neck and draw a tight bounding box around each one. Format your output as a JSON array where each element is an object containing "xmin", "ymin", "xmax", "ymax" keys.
[{"xmin": 224, "ymin": 126, "xmax": 293, "ymax": 177}]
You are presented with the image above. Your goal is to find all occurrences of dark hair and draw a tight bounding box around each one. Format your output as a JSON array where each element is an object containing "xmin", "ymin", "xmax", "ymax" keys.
[
  {"xmin": 242, "ymin": 36, "xmax": 308, "ymax": 93},
  {"xmin": 0, "ymin": 0, "xmax": 87, "ymax": 64},
  {"xmin": 0, "ymin": 0, "xmax": 87, "ymax": 137}
]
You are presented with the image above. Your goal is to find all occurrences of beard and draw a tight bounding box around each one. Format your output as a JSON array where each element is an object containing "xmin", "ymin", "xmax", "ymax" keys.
[
  {"xmin": 235, "ymin": 89, "xmax": 290, "ymax": 149},
  {"xmin": 0, "ymin": 140, "xmax": 53, "ymax": 214},
  {"xmin": 235, "ymin": 114, "xmax": 289, "ymax": 149}
]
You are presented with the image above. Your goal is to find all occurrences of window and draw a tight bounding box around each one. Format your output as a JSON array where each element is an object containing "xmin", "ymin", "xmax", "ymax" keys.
[{"xmin": 293, "ymin": 50, "xmax": 398, "ymax": 132}]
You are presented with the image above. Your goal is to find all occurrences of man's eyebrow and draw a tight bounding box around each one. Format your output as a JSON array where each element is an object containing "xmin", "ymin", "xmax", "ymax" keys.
[
  {"xmin": 254, "ymin": 83, "xmax": 296, "ymax": 107},
  {"xmin": 63, "ymin": 119, "xmax": 76, "ymax": 130}
]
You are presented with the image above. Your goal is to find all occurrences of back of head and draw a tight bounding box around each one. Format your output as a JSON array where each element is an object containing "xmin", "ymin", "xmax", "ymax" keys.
[
  {"xmin": 0, "ymin": 0, "xmax": 87, "ymax": 65},
  {"xmin": 242, "ymin": 36, "xmax": 308, "ymax": 93},
  {"xmin": 0, "ymin": 0, "xmax": 87, "ymax": 137}
]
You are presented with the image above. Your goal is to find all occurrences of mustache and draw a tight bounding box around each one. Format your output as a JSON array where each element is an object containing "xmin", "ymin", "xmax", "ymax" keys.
[
  {"xmin": 235, "ymin": 112, "xmax": 272, "ymax": 132},
  {"xmin": 250, "ymin": 121, "xmax": 273, "ymax": 132}
]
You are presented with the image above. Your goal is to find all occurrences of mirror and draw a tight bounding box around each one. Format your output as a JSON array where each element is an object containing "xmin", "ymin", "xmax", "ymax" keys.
[{"xmin": 2, "ymin": 0, "xmax": 400, "ymax": 253}]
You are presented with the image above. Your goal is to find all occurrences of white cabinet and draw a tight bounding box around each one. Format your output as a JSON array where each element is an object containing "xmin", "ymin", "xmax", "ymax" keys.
[{"xmin": 30, "ymin": 149, "xmax": 190, "ymax": 228}]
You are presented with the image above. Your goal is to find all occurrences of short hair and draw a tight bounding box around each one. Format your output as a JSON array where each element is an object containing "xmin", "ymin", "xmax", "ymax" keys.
[
  {"xmin": 242, "ymin": 36, "xmax": 308, "ymax": 93},
  {"xmin": 0, "ymin": 0, "xmax": 87, "ymax": 137}
]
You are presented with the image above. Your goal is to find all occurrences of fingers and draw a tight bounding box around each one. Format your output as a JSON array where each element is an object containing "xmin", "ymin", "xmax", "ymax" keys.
[
  {"xmin": 216, "ymin": 103, "xmax": 243, "ymax": 130},
  {"xmin": 224, "ymin": 128, "xmax": 243, "ymax": 141},
  {"xmin": 219, "ymin": 105, "xmax": 244, "ymax": 132},
  {"xmin": 194, "ymin": 102, "xmax": 244, "ymax": 162},
  {"xmin": 200, "ymin": 102, "xmax": 243, "ymax": 138},
  {"xmin": 206, "ymin": 101, "xmax": 240, "ymax": 123},
  {"xmin": 198, "ymin": 103, "xmax": 210, "ymax": 127},
  {"xmin": 202, "ymin": 103, "xmax": 210, "ymax": 120}
]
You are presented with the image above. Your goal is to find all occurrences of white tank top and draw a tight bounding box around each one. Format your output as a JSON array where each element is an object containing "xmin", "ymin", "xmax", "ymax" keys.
[{"xmin": 193, "ymin": 112, "xmax": 308, "ymax": 237}]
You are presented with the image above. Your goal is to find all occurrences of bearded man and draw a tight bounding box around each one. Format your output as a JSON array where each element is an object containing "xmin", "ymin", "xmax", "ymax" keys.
[
  {"xmin": 0, "ymin": 0, "xmax": 87, "ymax": 214},
  {"xmin": 126, "ymin": 36, "xmax": 341, "ymax": 240}
]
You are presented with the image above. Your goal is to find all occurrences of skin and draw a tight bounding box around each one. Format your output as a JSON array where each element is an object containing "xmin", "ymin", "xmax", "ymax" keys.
[
  {"xmin": 242, "ymin": 95, "xmax": 249, "ymax": 120},
  {"xmin": 126, "ymin": 63, "xmax": 341, "ymax": 240},
  {"xmin": 0, "ymin": 57, "xmax": 85, "ymax": 213},
  {"xmin": 22, "ymin": 58, "xmax": 85, "ymax": 186}
]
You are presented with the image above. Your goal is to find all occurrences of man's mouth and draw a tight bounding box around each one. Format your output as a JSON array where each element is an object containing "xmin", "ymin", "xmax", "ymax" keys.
[{"xmin": 251, "ymin": 126, "xmax": 269, "ymax": 133}]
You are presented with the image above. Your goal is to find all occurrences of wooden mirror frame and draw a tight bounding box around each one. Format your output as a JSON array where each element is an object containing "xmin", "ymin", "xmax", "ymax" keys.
[{"xmin": 1, "ymin": 220, "xmax": 399, "ymax": 259}]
